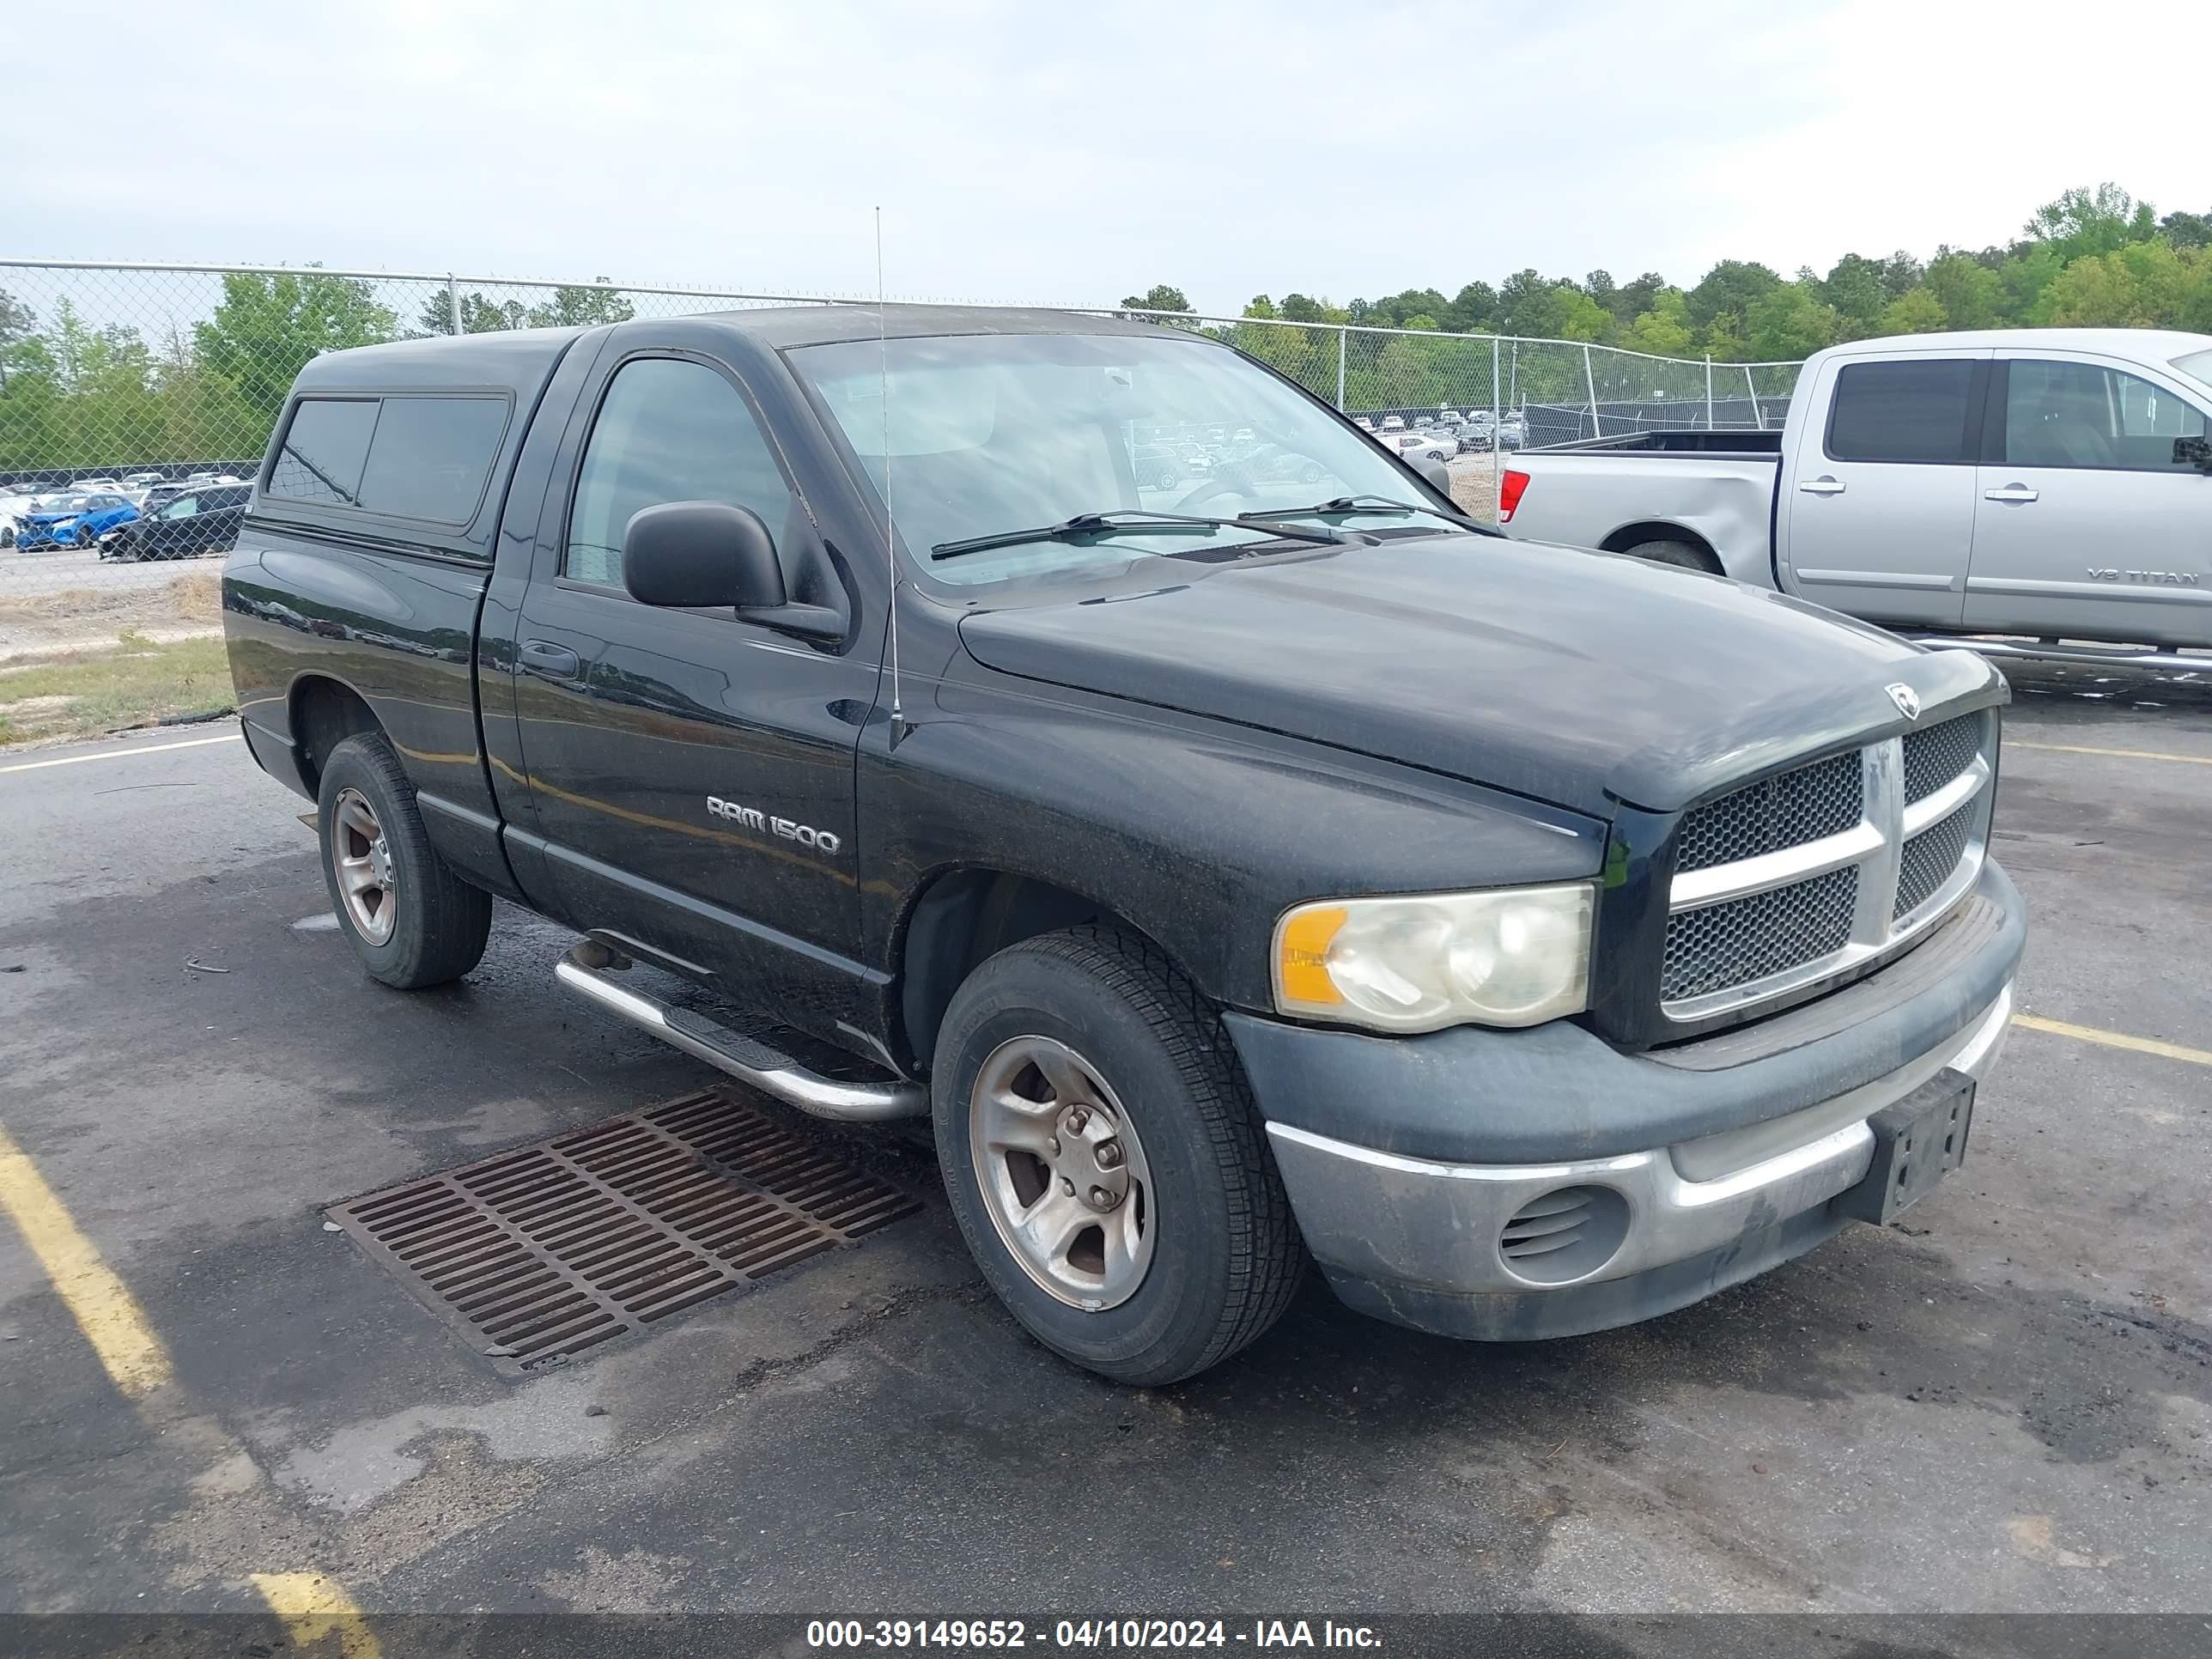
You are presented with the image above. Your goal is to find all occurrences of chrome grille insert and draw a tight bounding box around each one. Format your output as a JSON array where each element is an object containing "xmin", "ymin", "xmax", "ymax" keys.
[{"xmin": 1662, "ymin": 710, "xmax": 1993, "ymax": 1024}]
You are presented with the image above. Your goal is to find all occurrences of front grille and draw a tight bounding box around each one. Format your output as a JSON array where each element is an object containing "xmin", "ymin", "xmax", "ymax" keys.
[
  {"xmin": 1902, "ymin": 714, "xmax": 1983, "ymax": 805},
  {"xmin": 1675, "ymin": 750, "xmax": 1862, "ymax": 873},
  {"xmin": 1657, "ymin": 706, "xmax": 1995, "ymax": 1025},
  {"xmin": 1895, "ymin": 802, "xmax": 1974, "ymax": 920},
  {"xmin": 1662, "ymin": 866, "xmax": 1859, "ymax": 1003}
]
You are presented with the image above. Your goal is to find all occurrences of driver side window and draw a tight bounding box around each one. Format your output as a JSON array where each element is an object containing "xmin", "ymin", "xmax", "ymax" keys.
[
  {"xmin": 2004, "ymin": 360, "xmax": 2207, "ymax": 472},
  {"xmin": 564, "ymin": 357, "xmax": 793, "ymax": 590}
]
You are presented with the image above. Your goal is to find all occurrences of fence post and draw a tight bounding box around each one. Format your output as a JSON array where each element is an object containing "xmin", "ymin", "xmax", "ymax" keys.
[
  {"xmin": 1705, "ymin": 356, "xmax": 1714, "ymax": 429},
  {"xmin": 447, "ymin": 274, "xmax": 463, "ymax": 337},
  {"xmin": 1745, "ymin": 364, "xmax": 1763, "ymax": 430},
  {"xmin": 1335, "ymin": 326, "xmax": 1346, "ymax": 410},
  {"xmin": 1492, "ymin": 336, "xmax": 1503, "ymax": 523},
  {"xmin": 1583, "ymin": 343, "xmax": 1600, "ymax": 440}
]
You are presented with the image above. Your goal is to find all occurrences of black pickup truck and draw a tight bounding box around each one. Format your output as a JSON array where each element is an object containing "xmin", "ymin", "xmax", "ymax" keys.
[{"xmin": 224, "ymin": 306, "xmax": 2026, "ymax": 1383}]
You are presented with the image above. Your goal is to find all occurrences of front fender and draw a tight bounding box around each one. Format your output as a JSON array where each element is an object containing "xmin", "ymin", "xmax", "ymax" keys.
[{"xmin": 861, "ymin": 666, "xmax": 1607, "ymax": 1012}]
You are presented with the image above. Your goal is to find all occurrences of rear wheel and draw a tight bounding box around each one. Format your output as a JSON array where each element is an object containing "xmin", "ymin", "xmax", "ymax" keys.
[
  {"xmin": 317, "ymin": 732, "xmax": 492, "ymax": 989},
  {"xmin": 933, "ymin": 927, "xmax": 1304, "ymax": 1385},
  {"xmin": 1621, "ymin": 537, "xmax": 1721, "ymax": 574},
  {"xmin": 74, "ymin": 525, "xmax": 94, "ymax": 548}
]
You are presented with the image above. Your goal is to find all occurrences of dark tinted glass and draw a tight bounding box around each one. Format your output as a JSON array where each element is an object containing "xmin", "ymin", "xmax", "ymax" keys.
[
  {"xmin": 2004, "ymin": 359, "xmax": 2208, "ymax": 471},
  {"xmin": 270, "ymin": 398, "xmax": 379, "ymax": 503},
  {"xmin": 565, "ymin": 359, "xmax": 791, "ymax": 587},
  {"xmin": 208, "ymin": 485, "xmax": 252, "ymax": 507},
  {"xmin": 356, "ymin": 397, "xmax": 509, "ymax": 522},
  {"xmin": 1826, "ymin": 361, "xmax": 1975, "ymax": 464}
]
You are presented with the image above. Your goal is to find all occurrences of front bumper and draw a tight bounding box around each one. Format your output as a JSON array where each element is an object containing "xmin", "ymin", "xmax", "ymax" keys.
[{"xmin": 1232, "ymin": 859, "xmax": 2025, "ymax": 1341}]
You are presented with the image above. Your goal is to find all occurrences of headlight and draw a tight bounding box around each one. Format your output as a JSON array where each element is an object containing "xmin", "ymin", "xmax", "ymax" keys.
[{"xmin": 1273, "ymin": 883, "xmax": 1595, "ymax": 1032}]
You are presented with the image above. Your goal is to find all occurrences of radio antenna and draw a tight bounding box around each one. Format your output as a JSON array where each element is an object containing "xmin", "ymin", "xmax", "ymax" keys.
[{"xmin": 877, "ymin": 205, "xmax": 905, "ymax": 746}]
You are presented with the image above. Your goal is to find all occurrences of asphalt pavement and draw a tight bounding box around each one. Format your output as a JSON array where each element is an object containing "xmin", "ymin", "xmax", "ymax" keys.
[{"xmin": 2, "ymin": 662, "xmax": 2209, "ymax": 1631}]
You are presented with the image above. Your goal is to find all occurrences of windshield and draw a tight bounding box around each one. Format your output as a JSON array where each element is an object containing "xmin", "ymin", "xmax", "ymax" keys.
[{"xmin": 791, "ymin": 331, "xmax": 1444, "ymax": 587}]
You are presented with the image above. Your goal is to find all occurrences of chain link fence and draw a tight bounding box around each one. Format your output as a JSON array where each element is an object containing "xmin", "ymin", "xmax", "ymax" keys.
[{"xmin": 0, "ymin": 259, "xmax": 1801, "ymax": 601}]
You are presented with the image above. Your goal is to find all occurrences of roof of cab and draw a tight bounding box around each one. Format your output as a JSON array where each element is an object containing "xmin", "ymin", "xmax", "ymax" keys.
[{"xmin": 289, "ymin": 305, "xmax": 1198, "ymax": 394}]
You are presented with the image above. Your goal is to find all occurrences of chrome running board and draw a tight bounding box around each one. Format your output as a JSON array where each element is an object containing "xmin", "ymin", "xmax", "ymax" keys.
[{"xmin": 555, "ymin": 941, "xmax": 927, "ymax": 1122}]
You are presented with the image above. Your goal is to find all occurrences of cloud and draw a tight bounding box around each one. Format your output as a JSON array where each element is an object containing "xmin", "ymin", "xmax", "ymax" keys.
[{"xmin": 3, "ymin": 0, "xmax": 2206, "ymax": 314}]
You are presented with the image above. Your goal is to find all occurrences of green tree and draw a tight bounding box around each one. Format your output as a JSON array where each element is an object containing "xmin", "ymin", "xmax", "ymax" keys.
[
  {"xmin": 1117, "ymin": 283, "xmax": 1194, "ymax": 324},
  {"xmin": 1813, "ymin": 253, "xmax": 1889, "ymax": 334},
  {"xmin": 1624, "ymin": 289, "xmax": 1694, "ymax": 356},
  {"xmin": 2160, "ymin": 208, "xmax": 2212, "ymax": 252},
  {"xmin": 1922, "ymin": 252, "xmax": 2002, "ymax": 329},
  {"xmin": 1744, "ymin": 283, "xmax": 1840, "ymax": 359},
  {"xmin": 1686, "ymin": 260, "xmax": 1782, "ymax": 331},
  {"xmin": 2024, "ymin": 183, "xmax": 2159, "ymax": 262},
  {"xmin": 526, "ymin": 282, "xmax": 636, "ymax": 328},
  {"xmin": 195, "ymin": 270, "xmax": 398, "ymax": 436},
  {"xmin": 2041, "ymin": 241, "xmax": 2212, "ymax": 330},
  {"xmin": 1878, "ymin": 287, "xmax": 1950, "ymax": 335}
]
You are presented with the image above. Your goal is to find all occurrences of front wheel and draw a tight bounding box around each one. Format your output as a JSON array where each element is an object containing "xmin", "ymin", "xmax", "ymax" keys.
[
  {"xmin": 317, "ymin": 732, "xmax": 492, "ymax": 988},
  {"xmin": 75, "ymin": 525, "xmax": 95, "ymax": 548},
  {"xmin": 933, "ymin": 927, "xmax": 1305, "ymax": 1385}
]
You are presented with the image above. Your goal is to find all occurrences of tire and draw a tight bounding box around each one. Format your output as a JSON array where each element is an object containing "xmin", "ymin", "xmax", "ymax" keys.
[
  {"xmin": 316, "ymin": 732, "xmax": 492, "ymax": 989},
  {"xmin": 1621, "ymin": 538, "xmax": 1721, "ymax": 574},
  {"xmin": 75, "ymin": 525, "xmax": 94, "ymax": 548},
  {"xmin": 932, "ymin": 926, "xmax": 1304, "ymax": 1385}
]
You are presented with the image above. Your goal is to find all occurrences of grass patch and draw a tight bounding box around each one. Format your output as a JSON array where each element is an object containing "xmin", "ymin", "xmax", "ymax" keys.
[{"xmin": 0, "ymin": 634, "xmax": 235, "ymax": 746}]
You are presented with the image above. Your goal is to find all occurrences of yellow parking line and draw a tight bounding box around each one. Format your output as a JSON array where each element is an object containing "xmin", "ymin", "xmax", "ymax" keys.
[
  {"xmin": 0, "ymin": 1121, "xmax": 173, "ymax": 1396},
  {"xmin": 252, "ymin": 1573, "xmax": 382, "ymax": 1658},
  {"xmin": 2009, "ymin": 740, "xmax": 2212, "ymax": 767},
  {"xmin": 0, "ymin": 732, "xmax": 240, "ymax": 775},
  {"xmin": 2012, "ymin": 1014, "xmax": 2212, "ymax": 1068}
]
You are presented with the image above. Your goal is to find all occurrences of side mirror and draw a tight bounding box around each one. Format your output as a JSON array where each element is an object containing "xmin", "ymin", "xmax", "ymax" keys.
[
  {"xmin": 2175, "ymin": 434, "xmax": 2212, "ymax": 473},
  {"xmin": 623, "ymin": 501, "xmax": 786, "ymax": 610},
  {"xmin": 1416, "ymin": 458, "xmax": 1453, "ymax": 495}
]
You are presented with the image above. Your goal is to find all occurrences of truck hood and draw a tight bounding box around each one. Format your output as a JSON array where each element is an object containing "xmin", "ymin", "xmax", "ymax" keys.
[{"xmin": 955, "ymin": 533, "xmax": 2002, "ymax": 818}]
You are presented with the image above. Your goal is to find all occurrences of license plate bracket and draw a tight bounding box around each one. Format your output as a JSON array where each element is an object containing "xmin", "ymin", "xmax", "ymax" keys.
[{"xmin": 1833, "ymin": 1072, "xmax": 1975, "ymax": 1225}]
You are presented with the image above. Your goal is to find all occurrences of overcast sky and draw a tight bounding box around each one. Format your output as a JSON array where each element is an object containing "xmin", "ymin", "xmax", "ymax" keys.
[{"xmin": 8, "ymin": 0, "xmax": 2208, "ymax": 317}]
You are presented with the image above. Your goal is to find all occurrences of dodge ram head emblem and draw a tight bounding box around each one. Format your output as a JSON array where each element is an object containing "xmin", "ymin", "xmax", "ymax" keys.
[{"xmin": 1885, "ymin": 683, "xmax": 1922, "ymax": 721}]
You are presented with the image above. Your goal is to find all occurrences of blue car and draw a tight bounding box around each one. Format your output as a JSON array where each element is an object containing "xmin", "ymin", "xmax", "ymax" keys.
[{"xmin": 15, "ymin": 491, "xmax": 140, "ymax": 550}]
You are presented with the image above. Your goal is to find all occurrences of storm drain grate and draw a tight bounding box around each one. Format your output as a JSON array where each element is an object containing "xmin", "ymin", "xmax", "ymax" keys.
[{"xmin": 327, "ymin": 1089, "xmax": 921, "ymax": 1374}]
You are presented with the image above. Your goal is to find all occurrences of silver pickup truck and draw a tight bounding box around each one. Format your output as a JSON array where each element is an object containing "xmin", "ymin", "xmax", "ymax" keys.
[{"xmin": 1499, "ymin": 328, "xmax": 2212, "ymax": 669}]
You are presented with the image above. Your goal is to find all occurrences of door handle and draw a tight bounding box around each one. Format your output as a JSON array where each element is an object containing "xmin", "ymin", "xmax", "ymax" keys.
[
  {"xmin": 1983, "ymin": 485, "xmax": 2039, "ymax": 504},
  {"xmin": 519, "ymin": 639, "xmax": 582, "ymax": 680},
  {"xmin": 1797, "ymin": 477, "xmax": 1846, "ymax": 495}
]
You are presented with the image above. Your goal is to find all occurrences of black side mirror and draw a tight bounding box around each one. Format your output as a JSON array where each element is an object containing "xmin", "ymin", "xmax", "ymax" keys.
[
  {"xmin": 623, "ymin": 501, "xmax": 786, "ymax": 609},
  {"xmin": 2175, "ymin": 434, "xmax": 2212, "ymax": 473}
]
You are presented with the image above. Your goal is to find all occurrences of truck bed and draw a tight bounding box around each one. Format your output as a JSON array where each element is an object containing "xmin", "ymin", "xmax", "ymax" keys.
[{"xmin": 1528, "ymin": 428, "xmax": 1784, "ymax": 459}]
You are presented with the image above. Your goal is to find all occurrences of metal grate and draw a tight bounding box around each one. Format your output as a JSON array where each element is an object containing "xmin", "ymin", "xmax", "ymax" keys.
[
  {"xmin": 1901, "ymin": 714, "xmax": 1982, "ymax": 805},
  {"xmin": 1674, "ymin": 750, "xmax": 1863, "ymax": 874},
  {"xmin": 1662, "ymin": 866, "xmax": 1859, "ymax": 1004},
  {"xmin": 1894, "ymin": 803, "xmax": 1974, "ymax": 921},
  {"xmin": 327, "ymin": 1090, "xmax": 921, "ymax": 1374}
]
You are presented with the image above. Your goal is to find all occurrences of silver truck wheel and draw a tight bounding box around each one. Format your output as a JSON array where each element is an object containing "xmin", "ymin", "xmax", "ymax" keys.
[
  {"xmin": 969, "ymin": 1034, "xmax": 1156, "ymax": 1310},
  {"xmin": 1622, "ymin": 538, "xmax": 1721, "ymax": 574},
  {"xmin": 330, "ymin": 786, "xmax": 398, "ymax": 945}
]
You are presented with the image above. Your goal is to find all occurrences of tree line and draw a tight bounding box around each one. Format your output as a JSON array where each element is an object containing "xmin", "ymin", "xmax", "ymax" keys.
[
  {"xmin": 1115, "ymin": 185, "xmax": 2212, "ymax": 410},
  {"xmin": 4, "ymin": 185, "xmax": 2209, "ymax": 474}
]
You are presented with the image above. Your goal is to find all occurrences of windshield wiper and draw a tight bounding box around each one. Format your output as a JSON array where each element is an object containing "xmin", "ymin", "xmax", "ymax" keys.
[
  {"xmin": 931, "ymin": 509, "xmax": 1340, "ymax": 562},
  {"xmin": 1239, "ymin": 495, "xmax": 1497, "ymax": 535}
]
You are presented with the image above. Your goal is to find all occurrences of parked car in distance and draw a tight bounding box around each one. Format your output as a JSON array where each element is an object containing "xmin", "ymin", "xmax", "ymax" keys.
[
  {"xmin": 1131, "ymin": 442, "xmax": 1191, "ymax": 490},
  {"xmin": 100, "ymin": 483, "xmax": 250, "ymax": 561},
  {"xmin": 15, "ymin": 491, "xmax": 140, "ymax": 549},
  {"xmin": 0, "ymin": 489, "xmax": 45, "ymax": 548},
  {"xmin": 1494, "ymin": 413, "xmax": 1527, "ymax": 450},
  {"xmin": 225, "ymin": 306, "xmax": 2022, "ymax": 1386},
  {"xmin": 1388, "ymin": 430, "xmax": 1457, "ymax": 465},
  {"xmin": 71, "ymin": 476, "xmax": 126, "ymax": 494},
  {"xmin": 1498, "ymin": 328, "xmax": 2212, "ymax": 665},
  {"xmin": 1380, "ymin": 414, "xmax": 1406, "ymax": 431},
  {"xmin": 1351, "ymin": 415, "xmax": 1375, "ymax": 433}
]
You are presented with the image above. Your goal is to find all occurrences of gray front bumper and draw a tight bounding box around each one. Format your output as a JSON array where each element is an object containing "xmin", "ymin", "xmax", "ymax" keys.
[{"xmin": 1265, "ymin": 984, "xmax": 2010, "ymax": 1340}]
